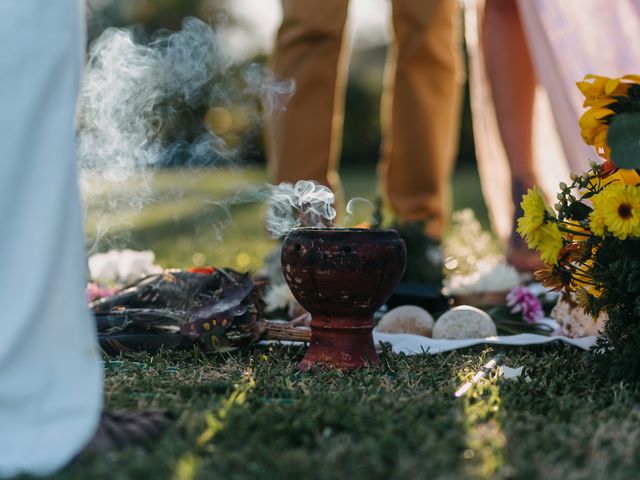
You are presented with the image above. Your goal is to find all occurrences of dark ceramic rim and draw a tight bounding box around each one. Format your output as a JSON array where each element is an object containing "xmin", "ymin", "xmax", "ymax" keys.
[{"xmin": 285, "ymin": 227, "xmax": 401, "ymax": 238}]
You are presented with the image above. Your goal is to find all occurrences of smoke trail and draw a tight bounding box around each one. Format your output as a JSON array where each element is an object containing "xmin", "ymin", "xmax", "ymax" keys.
[
  {"xmin": 344, "ymin": 197, "xmax": 374, "ymax": 227},
  {"xmin": 242, "ymin": 64, "xmax": 296, "ymax": 117},
  {"xmin": 265, "ymin": 181, "xmax": 337, "ymax": 238},
  {"xmin": 78, "ymin": 17, "xmax": 294, "ymax": 252},
  {"xmin": 78, "ymin": 16, "xmax": 233, "ymax": 172}
]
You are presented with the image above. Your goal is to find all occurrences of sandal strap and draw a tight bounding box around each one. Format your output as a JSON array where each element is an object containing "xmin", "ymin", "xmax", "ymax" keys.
[{"xmin": 83, "ymin": 409, "xmax": 172, "ymax": 454}]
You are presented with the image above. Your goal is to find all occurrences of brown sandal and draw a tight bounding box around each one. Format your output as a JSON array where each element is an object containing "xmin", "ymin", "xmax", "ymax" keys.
[{"xmin": 81, "ymin": 410, "xmax": 172, "ymax": 454}]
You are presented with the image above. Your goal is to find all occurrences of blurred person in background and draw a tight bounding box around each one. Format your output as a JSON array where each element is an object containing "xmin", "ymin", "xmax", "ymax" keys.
[
  {"xmin": 466, "ymin": 0, "xmax": 640, "ymax": 271},
  {"xmin": 266, "ymin": 0, "xmax": 464, "ymax": 287},
  {"xmin": 0, "ymin": 1, "xmax": 102, "ymax": 474},
  {"xmin": 0, "ymin": 1, "xmax": 167, "ymax": 476}
]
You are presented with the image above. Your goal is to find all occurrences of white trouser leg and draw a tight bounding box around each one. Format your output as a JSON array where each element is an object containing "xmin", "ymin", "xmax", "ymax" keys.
[{"xmin": 0, "ymin": 1, "xmax": 102, "ymax": 476}]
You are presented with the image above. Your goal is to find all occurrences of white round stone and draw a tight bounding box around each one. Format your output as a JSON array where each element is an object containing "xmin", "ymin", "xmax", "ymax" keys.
[
  {"xmin": 432, "ymin": 305, "xmax": 497, "ymax": 339},
  {"xmin": 376, "ymin": 305, "xmax": 434, "ymax": 337}
]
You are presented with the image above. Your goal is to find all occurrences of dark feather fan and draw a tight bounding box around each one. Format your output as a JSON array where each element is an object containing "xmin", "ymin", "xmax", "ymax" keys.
[{"xmin": 92, "ymin": 268, "xmax": 309, "ymax": 354}]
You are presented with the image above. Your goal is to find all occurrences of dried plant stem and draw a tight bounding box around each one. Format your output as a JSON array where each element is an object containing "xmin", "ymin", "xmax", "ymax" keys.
[{"xmin": 264, "ymin": 321, "xmax": 311, "ymax": 342}]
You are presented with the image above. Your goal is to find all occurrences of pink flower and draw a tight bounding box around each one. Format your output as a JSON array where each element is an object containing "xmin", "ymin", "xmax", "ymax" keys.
[
  {"xmin": 86, "ymin": 282, "xmax": 117, "ymax": 303},
  {"xmin": 506, "ymin": 286, "xmax": 543, "ymax": 324}
]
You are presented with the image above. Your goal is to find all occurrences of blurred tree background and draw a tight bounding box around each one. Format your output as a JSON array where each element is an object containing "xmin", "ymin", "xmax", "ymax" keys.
[{"xmin": 85, "ymin": 0, "xmax": 476, "ymax": 171}]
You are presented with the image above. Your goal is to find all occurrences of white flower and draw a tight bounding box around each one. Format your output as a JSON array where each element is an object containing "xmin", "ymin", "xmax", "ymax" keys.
[
  {"xmin": 88, "ymin": 249, "xmax": 162, "ymax": 285},
  {"xmin": 550, "ymin": 292, "xmax": 607, "ymax": 338},
  {"xmin": 444, "ymin": 209, "xmax": 502, "ymax": 276},
  {"xmin": 444, "ymin": 260, "xmax": 521, "ymax": 295}
]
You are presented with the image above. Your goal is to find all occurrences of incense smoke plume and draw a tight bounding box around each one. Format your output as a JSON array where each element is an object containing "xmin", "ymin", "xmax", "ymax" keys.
[
  {"xmin": 78, "ymin": 17, "xmax": 294, "ymax": 251},
  {"xmin": 79, "ymin": 17, "xmax": 229, "ymax": 172},
  {"xmin": 265, "ymin": 181, "xmax": 337, "ymax": 238},
  {"xmin": 345, "ymin": 197, "xmax": 374, "ymax": 227}
]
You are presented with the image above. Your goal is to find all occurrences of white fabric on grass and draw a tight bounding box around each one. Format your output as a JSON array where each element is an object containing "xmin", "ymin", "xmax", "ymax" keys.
[
  {"xmin": 263, "ymin": 333, "xmax": 596, "ymax": 353},
  {"xmin": 372, "ymin": 331, "xmax": 597, "ymax": 355},
  {"xmin": 0, "ymin": 1, "xmax": 102, "ymax": 476}
]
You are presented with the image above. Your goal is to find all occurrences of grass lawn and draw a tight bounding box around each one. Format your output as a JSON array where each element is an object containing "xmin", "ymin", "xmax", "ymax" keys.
[
  {"xmin": 59, "ymin": 346, "xmax": 640, "ymax": 479},
  {"xmin": 66, "ymin": 165, "xmax": 640, "ymax": 479}
]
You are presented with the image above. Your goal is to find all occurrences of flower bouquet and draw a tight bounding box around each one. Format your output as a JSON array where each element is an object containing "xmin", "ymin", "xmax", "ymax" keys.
[{"xmin": 518, "ymin": 74, "xmax": 640, "ymax": 381}]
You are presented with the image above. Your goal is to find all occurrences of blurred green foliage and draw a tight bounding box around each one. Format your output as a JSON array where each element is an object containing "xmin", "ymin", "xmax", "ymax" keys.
[{"xmin": 87, "ymin": 0, "xmax": 228, "ymax": 43}]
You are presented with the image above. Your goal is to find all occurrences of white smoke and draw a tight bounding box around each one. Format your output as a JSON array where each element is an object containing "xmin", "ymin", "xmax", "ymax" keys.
[
  {"xmin": 243, "ymin": 64, "xmax": 296, "ymax": 117},
  {"xmin": 78, "ymin": 17, "xmax": 294, "ymax": 252},
  {"xmin": 345, "ymin": 197, "xmax": 374, "ymax": 227},
  {"xmin": 265, "ymin": 181, "xmax": 337, "ymax": 238},
  {"xmin": 78, "ymin": 16, "xmax": 232, "ymax": 172}
]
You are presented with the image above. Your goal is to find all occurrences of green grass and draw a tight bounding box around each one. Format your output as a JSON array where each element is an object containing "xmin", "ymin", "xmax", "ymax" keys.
[
  {"xmin": 55, "ymin": 346, "xmax": 640, "ymax": 479},
  {"xmin": 84, "ymin": 167, "xmax": 274, "ymax": 272},
  {"xmin": 63, "ymin": 165, "xmax": 640, "ymax": 478}
]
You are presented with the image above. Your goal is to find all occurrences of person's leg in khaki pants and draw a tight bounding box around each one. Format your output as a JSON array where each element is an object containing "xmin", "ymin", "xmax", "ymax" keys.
[
  {"xmin": 267, "ymin": 0, "xmax": 350, "ymax": 205},
  {"xmin": 379, "ymin": 0, "xmax": 464, "ymax": 241},
  {"xmin": 268, "ymin": 0, "xmax": 463, "ymax": 243}
]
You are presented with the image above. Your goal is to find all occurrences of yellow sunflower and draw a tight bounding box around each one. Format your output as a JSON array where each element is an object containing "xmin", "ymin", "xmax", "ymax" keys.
[
  {"xmin": 535, "ymin": 223, "xmax": 564, "ymax": 265},
  {"xmin": 534, "ymin": 264, "xmax": 567, "ymax": 291},
  {"xmin": 578, "ymin": 108, "xmax": 614, "ymax": 153},
  {"xmin": 516, "ymin": 187, "xmax": 552, "ymax": 248},
  {"xmin": 578, "ymin": 107, "xmax": 614, "ymax": 130},
  {"xmin": 594, "ymin": 184, "xmax": 640, "ymax": 239},
  {"xmin": 576, "ymin": 74, "xmax": 640, "ymax": 156},
  {"xmin": 589, "ymin": 193, "xmax": 607, "ymax": 237},
  {"xmin": 576, "ymin": 74, "xmax": 635, "ymax": 106}
]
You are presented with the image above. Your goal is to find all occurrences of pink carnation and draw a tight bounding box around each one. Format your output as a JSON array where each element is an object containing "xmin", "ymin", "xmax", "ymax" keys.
[{"xmin": 505, "ymin": 286, "xmax": 543, "ymax": 324}]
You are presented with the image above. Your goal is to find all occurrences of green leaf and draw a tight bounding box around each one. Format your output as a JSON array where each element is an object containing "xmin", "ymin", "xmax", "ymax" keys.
[
  {"xmin": 607, "ymin": 112, "xmax": 640, "ymax": 169},
  {"xmin": 567, "ymin": 201, "xmax": 592, "ymax": 221},
  {"xmin": 581, "ymin": 191, "xmax": 595, "ymax": 200}
]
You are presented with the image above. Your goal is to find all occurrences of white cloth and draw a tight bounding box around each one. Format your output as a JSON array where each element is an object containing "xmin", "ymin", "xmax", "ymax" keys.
[
  {"xmin": 372, "ymin": 331, "xmax": 597, "ymax": 355},
  {"xmin": 465, "ymin": 0, "xmax": 640, "ymax": 240},
  {"xmin": 0, "ymin": 1, "xmax": 102, "ymax": 476},
  {"xmin": 262, "ymin": 329, "xmax": 597, "ymax": 354}
]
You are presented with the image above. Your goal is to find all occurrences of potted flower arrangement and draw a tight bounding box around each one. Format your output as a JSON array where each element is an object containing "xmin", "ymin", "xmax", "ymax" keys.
[{"xmin": 518, "ymin": 74, "xmax": 640, "ymax": 382}]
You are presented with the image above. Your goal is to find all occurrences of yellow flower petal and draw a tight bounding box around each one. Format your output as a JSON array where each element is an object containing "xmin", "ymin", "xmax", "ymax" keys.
[
  {"xmin": 604, "ymin": 169, "xmax": 640, "ymax": 186},
  {"xmin": 516, "ymin": 187, "xmax": 550, "ymax": 248},
  {"xmin": 535, "ymin": 223, "xmax": 564, "ymax": 265},
  {"xmin": 605, "ymin": 78, "xmax": 621, "ymax": 95},
  {"xmin": 595, "ymin": 184, "xmax": 640, "ymax": 240}
]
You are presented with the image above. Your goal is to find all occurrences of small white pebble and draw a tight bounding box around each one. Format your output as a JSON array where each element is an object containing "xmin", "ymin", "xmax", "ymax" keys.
[
  {"xmin": 499, "ymin": 366, "xmax": 523, "ymax": 379},
  {"xmin": 376, "ymin": 305, "xmax": 434, "ymax": 337}
]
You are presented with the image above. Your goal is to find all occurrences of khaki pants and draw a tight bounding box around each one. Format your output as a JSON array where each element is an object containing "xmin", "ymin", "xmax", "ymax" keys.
[{"xmin": 267, "ymin": 0, "xmax": 463, "ymax": 239}]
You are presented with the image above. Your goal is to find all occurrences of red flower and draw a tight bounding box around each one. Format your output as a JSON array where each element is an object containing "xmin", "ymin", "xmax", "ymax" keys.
[
  {"xmin": 188, "ymin": 266, "xmax": 216, "ymax": 274},
  {"xmin": 599, "ymin": 160, "xmax": 619, "ymax": 178}
]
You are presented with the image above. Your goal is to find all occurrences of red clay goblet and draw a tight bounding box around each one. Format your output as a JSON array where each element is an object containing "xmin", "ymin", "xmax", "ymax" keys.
[{"xmin": 281, "ymin": 228, "xmax": 407, "ymax": 370}]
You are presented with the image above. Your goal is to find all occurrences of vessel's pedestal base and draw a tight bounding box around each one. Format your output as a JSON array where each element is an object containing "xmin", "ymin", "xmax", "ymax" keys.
[{"xmin": 297, "ymin": 317, "xmax": 380, "ymax": 371}]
